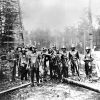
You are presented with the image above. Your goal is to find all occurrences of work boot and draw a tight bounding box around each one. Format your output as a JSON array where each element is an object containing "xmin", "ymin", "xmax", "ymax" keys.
[{"xmin": 31, "ymin": 83, "xmax": 34, "ymax": 87}]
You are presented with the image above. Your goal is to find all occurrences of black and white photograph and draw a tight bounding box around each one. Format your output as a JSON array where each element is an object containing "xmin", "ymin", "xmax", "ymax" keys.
[{"xmin": 0, "ymin": 0, "xmax": 100, "ymax": 100}]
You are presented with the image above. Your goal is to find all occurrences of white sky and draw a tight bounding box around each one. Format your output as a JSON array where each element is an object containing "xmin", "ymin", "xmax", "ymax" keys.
[{"xmin": 20, "ymin": 0, "xmax": 100, "ymax": 32}]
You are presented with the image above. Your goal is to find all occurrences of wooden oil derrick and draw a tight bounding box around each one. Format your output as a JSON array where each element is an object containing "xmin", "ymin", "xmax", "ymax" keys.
[{"xmin": 0, "ymin": 0, "xmax": 24, "ymax": 53}]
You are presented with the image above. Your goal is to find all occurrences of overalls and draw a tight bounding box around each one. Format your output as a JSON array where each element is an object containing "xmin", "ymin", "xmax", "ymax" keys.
[
  {"xmin": 61, "ymin": 52, "xmax": 69, "ymax": 78},
  {"xmin": 30, "ymin": 53, "xmax": 39, "ymax": 85},
  {"xmin": 69, "ymin": 50, "xmax": 79, "ymax": 76},
  {"xmin": 84, "ymin": 53, "xmax": 93, "ymax": 78}
]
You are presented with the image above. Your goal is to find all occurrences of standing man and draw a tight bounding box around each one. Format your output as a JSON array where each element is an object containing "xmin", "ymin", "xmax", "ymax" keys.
[
  {"xmin": 7, "ymin": 49, "xmax": 16, "ymax": 81},
  {"xmin": 20, "ymin": 52, "xmax": 28, "ymax": 81},
  {"xmin": 16, "ymin": 47, "xmax": 22, "ymax": 77},
  {"xmin": 41, "ymin": 47, "xmax": 49, "ymax": 82},
  {"xmin": 61, "ymin": 46, "xmax": 69, "ymax": 80},
  {"xmin": 84, "ymin": 47, "xmax": 93, "ymax": 79},
  {"xmin": 55, "ymin": 48, "xmax": 62, "ymax": 81},
  {"xmin": 69, "ymin": 44, "xmax": 80, "ymax": 77},
  {"xmin": 52, "ymin": 45, "xmax": 57, "ymax": 55},
  {"xmin": 48, "ymin": 48, "xmax": 53, "ymax": 80},
  {"xmin": 30, "ymin": 46, "xmax": 40, "ymax": 86}
]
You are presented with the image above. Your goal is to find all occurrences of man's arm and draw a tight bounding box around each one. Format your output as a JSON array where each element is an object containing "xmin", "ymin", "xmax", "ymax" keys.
[
  {"xmin": 68, "ymin": 52, "xmax": 71, "ymax": 60},
  {"xmin": 76, "ymin": 51, "xmax": 80, "ymax": 59}
]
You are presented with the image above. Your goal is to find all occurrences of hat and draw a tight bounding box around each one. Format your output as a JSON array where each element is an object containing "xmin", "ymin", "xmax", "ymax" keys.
[
  {"xmin": 52, "ymin": 44, "xmax": 56, "ymax": 48},
  {"xmin": 86, "ymin": 47, "xmax": 91, "ymax": 50},
  {"xmin": 71, "ymin": 44, "xmax": 75, "ymax": 47},
  {"xmin": 61, "ymin": 45, "xmax": 66, "ymax": 49},
  {"xmin": 42, "ymin": 47, "xmax": 47, "ymax": 51},
  {"xmin": 32, "ymin": 45, "xmax": 36, "ymax": 48},
  {"xmin": 22, "ymin": 48, "xmax": 25, "ymax": 51},
  {"xmin": 71, "ymin": 44, "xmax": 75, "ymax": 48}
]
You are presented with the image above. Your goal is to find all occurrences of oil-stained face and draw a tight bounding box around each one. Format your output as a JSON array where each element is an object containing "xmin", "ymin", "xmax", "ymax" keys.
[
  {"xmin": 18, "ymin": 47, "xmax": 22, "ymax": 52},
  {"xmin": 25, "ymin": 48, "xmax": 28, "ymax": 52},
  {"xmin": 71, "ymin": 47, "xmax": 75, "ymax": 51},
  {"xmin": 56, "ymin": 49, "xmax": 59, "ymax": 54},
  {"xmin": 52, "ymin": 46, "xmax": 56, "ymax": 51},
  {"xmin": 32, "ymin": 47, "xmax": 36, "ymax": 53},
  {"xmin": 86, "ymin": 49, "xmax": 90, "ymax": 53},
  {"xmin": 62, "ymin": 48, "xmax": 66, "ymax": 52}
]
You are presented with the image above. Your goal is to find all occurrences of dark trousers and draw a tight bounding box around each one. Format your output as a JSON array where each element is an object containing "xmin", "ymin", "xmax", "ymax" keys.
[
  {"xmin": 61, "ymin": 64, "xmax": 68, "ymax": 78},
  {"xmin": 31, "ymin": 67, "xmax": 39, "ymax": 85},
  {"xmin": 71, "ymin": 60, "xmax": 79, "ymax": 76},
  {"xmin": 49, "ymin": 61, "xmax": 53, "ymax": 79},
  {"xmin": 55, "ymin": 64, "xmax": 61, "ymax": 80},
  {"xmin": 18, "ymin": 59, "xmax": 21, "ymax": 77},
  {"xmin": 43, "ymin": 61, "xmax": 48, "ymax": 81},
  {"xmin": 20, "ymin": 66, "xmax": 28, "ymax": 81},
  {"xmin": 85, "ymin": 62, "xmax": 92, "ymax": 78},
  {"xmin": 12, "ymin": 60, "xmax": 16, "ymax": 81}
]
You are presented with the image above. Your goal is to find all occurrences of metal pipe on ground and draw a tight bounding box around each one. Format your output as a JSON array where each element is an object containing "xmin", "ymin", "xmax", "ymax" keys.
[
  {"xmin": 63, "ymin": 78, "xmax": 100, "ymax": 93},
  {"xmin": 0, "ymin": 83, "xmax": 31, "ymax": 95}
]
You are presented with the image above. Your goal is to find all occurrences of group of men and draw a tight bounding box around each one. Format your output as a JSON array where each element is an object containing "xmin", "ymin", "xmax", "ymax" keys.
[{"xmin": 7, "ymin": 44, "xmax": 94, "ymax": 86}]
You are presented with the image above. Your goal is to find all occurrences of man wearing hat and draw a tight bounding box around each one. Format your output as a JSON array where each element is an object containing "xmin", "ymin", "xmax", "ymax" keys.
[
  {"xmin": 7, "ymin": 49, "xmax": 16, "ymax": 81},
  {"xmin": 61, "ymin": 46, "xmax": 69, "ymax": 80},
  {"xmin": 84, "ymin": 47, "xmax": 93, "ymax": 79},
  {"xmin": 28, "ymin": 46, "xmax": 40, "ymax": 86},
  {"xmin": 48, "ymin": 48, "xmax": 54, "ymax": 80},
  {"xmin": 15, "ymin": 47, "xmax": 22, "ymax": 77},
  {"xmin": 69, "ymin": 44, "xmax": 80, "ymax": 77},
  {"xmin": 41, "ymin": 47, "xmax": 50, "ymax": 81},
  {"xmin": 52, "ymin": 44, "xmax": 57, "ymax": 55}
]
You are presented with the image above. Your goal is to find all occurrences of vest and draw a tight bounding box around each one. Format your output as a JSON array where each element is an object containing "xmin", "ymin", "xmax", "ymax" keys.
[
  {"xmin": 62, "ymin": 52, "xmax": 67, "ymax": 59},
  {"xmin": 21, "ymin": 56, "xmax": 27, "ymax": 65},
  {"xmin": 31, "ymin": 53, "xmax": 38, "ymax": 64},
  {"xmin": 85, "ymin": 53, "xmax": 91, "ymax": 61},
  {"xmin": 61, "ymin": 52, "xmax": 68, "ymax": 64},
  {"xmin": 69, "ymin": 50, "xmax": 78, "ymax": 61}
]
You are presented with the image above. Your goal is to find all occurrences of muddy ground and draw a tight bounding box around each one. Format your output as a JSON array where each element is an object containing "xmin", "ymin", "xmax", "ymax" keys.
[{"xmin": 0, "ymin": 81, "xmax": 100, "ymax": 100}]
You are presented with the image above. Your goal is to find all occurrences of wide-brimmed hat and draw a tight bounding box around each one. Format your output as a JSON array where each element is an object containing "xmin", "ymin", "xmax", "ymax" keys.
[
  {"xmin": 42, "ymin": 47, "xmax": 47, "ymax": 51},
  {"xmin": 86, "ymin": 47, "xmax": 91, "ymax": 50},
  {"xmin": 71, "ymin": 44, "xmax": 76, "ymax": 49},
  {"xmin": 61, "ymin": 46, "xmax": 66, "ymax": 49}
]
